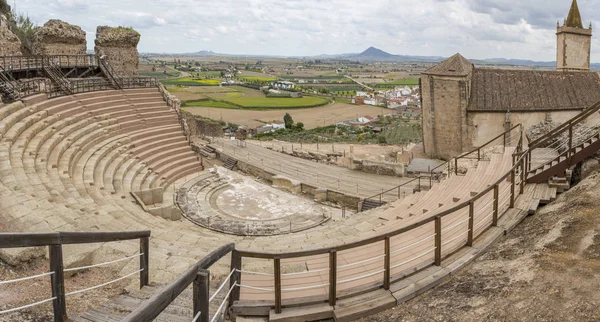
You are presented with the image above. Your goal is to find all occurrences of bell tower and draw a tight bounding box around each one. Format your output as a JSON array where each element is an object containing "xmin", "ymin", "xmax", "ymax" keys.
[{"xmin": 557, "ymin": 0, "xmax": 592, "ymax": 71}]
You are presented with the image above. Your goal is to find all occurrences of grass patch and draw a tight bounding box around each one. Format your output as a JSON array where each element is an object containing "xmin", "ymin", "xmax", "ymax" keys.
[
  {"xmin": 182, "ymin": 99, "xmax": 239, "ymax": 109},
  {"xmin": 225, "ymin": 96, "xmax": 329, "ymax": 109},
  {"xmin": 238, "ymin": 75, "xmax": 277, "ymax": 82},
  {"xmin": 161, "ymin": 77, "xmax": 222, "ymax": 86},
  {"xmin": 333, "ymin": 98, "xmax": 353, "ymax": 104},
  {"xmin": 374, "ymin": 78, "xmax": 420, "ymax": 87}
]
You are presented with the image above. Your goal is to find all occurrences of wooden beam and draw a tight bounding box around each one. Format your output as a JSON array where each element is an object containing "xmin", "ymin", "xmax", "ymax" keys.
[
  {"xmin": 0, "ymin": 232, "xmax": 60, "ymax": 248},
  {"xmin": 140, "ymin": 237, "xmax": 149, "ymax": 288},
  {"xmin": 49, "ymin": 245, "xmax": 66, "ymax": 322},
  {"xmin": 435, "ymin": 217, "xmax": 442, "ymax": 266},
  {"xmin": 329, "ymin": 250, "xmax": 337, "ymax": 307},
  {"xmin": 193, "ymin": 270, "xmax": 210, "ymax": 322},
  {"xmin": 274, "ymin": 257, "xmax": 282, "ymax": 314},
  {"xmin": 122, "ymin": 243, "xmax": 234, "ymax": 322},
  {"xmin": 384, "ymin": 237, "xmax": 390, "ymax": 290}
]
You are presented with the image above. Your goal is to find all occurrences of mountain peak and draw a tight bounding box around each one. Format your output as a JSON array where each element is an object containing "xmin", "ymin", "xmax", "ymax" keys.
[{"xmin": 357, "ymin": 47, "xmax": 394, "ymax": 58}]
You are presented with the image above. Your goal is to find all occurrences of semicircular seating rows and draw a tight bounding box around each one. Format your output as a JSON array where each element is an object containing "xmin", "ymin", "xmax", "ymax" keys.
[
  {"xmin": 0, "ymin": 89, "xmax": 239, "ymax": 279},
  {"xmin": 0, "ymin": 88, "xmax": 550, "ymax": 321}
]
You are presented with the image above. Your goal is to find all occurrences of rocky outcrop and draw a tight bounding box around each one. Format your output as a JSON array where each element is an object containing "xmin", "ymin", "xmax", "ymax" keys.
[
  {"xmin": 32, "ymin": 19, "xmax": 86, "ymax": 55},
  {"xmin": 0, "ymin": 14, "xmax": 23, "ymax": 56},
  {"xmin": 94, "ymin": 26, "xmax": 140, "ymax": 76}
]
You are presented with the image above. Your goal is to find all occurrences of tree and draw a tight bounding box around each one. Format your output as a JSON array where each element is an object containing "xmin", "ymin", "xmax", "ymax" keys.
[{"xmin": 284, "ymin": 113, "xmax": 294, "ymax": 129}]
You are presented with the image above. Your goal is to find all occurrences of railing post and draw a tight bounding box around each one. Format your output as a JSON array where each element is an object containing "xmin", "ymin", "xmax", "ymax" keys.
[
  {"xmin": 193, "ymin": 270, "xmax": 210, "ymax": 322},
  {"xmin": 520, "ymin": 158, "xmax": 525, "ymax": 194},
  {"xmin": 493, "ymin": 185, "xmax": 499, "ymax": 226},
  {"xmin": 418, "ymin": 176, "xmax": 421, "ymax": 191},
  {"xmin": 434, "ymin": 216, "xmax": 442, "ymax": 266},
  {"xmin": 568, "ymin": 125, "xmax": 573, "ymax": 163},
  {"xmin": 454, "ymin": 158, "xmax": 458, "ymax": 175},
  {"xmin": 510, "ymin": 170, "xmax": 515, "ymax": 208},
  {"xmin": 329, "ymin": 250, "xmax": 337, "ymax": 307},
  {"xmin": 274, "ymin": 257, "xmax": 282, "ymax": 314},
  {"xmin": 49, "ymin": 245, "xmax": 66, "ymax": 322},
  {"xmin": 140, "ymin": 236, "xmax": 149, "ymax": 287},
  {"xmin": 228, "ymin": 250, "xmax": 241, "ymax": 309},
  {"xmin": 477, "ymin": 148, "xmax": 481, "ymax": 161},
  {"xmin": 384, "ymin": 237, "xmax": 390, "ymax": 290},
  {"xmin": 467, "ymin": 202, "xmax": 474, "ymax": 247}
]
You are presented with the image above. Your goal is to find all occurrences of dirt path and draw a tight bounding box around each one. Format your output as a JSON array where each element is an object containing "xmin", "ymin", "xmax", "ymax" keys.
[{"xmin": 359, "ymin": 167, "xmax": 600, "ymax": 321}]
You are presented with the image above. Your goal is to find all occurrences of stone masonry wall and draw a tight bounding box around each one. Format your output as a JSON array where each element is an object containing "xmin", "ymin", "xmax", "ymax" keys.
[
  {"xmin": 422, "ymin": 75, "xmax": 468, "ymax": 160},
  {"xmin": 0, "ymin": 14, "xmax": 23, "ymax": 56},
  {"xmin": 181, "ymin": 110, "xmax": 224, "ymax": 138},
  {"xmin": 32, "ymin": 20, "xmax": 86, "ymax": 55},
  {"xmin": 95, "ymin": 26, "xmax": 140, "ymax": 76}
]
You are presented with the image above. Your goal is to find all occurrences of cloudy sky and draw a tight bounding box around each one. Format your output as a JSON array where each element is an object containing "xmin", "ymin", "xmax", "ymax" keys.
[{"xmin": 12, "ymin": 0, "xmax": 600, "ymax": 61}]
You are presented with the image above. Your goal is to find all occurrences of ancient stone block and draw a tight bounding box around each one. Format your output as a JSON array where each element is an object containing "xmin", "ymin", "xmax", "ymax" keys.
[
  {"xmin": 0, "ymin": 14, "xmax": 23, "ymax": 56},
  {"xmin": 32, "ymin": 19, "xmax": 86, "ymax": 55},
  {"xmin": 94, "ymin": 26, "xmax": 140, "ymax": 76}
]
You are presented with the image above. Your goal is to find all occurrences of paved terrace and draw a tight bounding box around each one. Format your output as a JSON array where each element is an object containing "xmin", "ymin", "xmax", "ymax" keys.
[{"xmin": 210, "ymin": 138, "xmax": 421, "ymax": 200}]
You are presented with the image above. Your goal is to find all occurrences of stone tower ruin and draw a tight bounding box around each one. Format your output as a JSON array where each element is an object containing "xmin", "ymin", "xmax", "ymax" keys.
[
  {"xmin": 94, "ymin": 26, "xmax": 140, "ymax": 76},
  {"xmin": 556, "ymin": 0, "xmax": 592, "ymax": 71}
]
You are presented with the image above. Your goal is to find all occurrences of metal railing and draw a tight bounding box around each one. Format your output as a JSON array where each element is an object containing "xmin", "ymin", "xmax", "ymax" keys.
[
  {"xmin": 0, "ymin": 231, "xmax": 150, "ymax": 322},
  {"xmin": 0, "ymin": 55, "xmax": 98, "ymax": 71}
]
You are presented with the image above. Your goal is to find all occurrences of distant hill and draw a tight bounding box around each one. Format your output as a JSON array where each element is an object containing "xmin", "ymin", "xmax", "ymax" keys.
[
  {"xmin": 143, "ymin": 47, "xmax": 600, "ymax": 69},
  {"xmin": 356, "ymin": 47, "xmax": 395, "ymax": 59}
]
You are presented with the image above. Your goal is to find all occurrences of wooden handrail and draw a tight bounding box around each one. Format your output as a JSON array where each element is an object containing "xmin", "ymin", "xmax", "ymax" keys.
[
  {"xmin": 122, "ymin": 243, "xmax": 235, "ymax": 322},
  {"xmin": 238, "ymin": 128, "xmax": 525, "ymax": 260}
]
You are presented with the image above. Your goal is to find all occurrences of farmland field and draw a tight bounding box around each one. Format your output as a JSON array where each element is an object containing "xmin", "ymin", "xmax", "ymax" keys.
[
  {"xmin": 225, "ymin": 96, "xmax": 329, "ymax": 108},
  {"xmin": 183, "ymin": 103, "xmax": 390, "ymax": 129},
  {"xmin": 161, "ymin": 77, "xmax": 221, "ymax": 86},
  {"xmin": 237, "ymin": 75, "xmax": 277, "ymax": 82}
]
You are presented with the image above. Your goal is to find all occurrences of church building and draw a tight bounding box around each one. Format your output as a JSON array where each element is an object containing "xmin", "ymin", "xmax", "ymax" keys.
[{"xmin": 421, "ymin": 0, "xmax": 600, "ymax": 160}]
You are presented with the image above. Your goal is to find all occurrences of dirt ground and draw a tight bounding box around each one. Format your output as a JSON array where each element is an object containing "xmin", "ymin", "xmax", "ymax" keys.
[
  {"xmin": 0, "ymin": 253, "xmax": 139, "ymax": 321},
  {"xmin": 184, "ymin": 102, "xmax": 391, "ymax": 129},
  {"xmin": 359, "ymin": 165, "xmax": 600, "ymax": 321}
]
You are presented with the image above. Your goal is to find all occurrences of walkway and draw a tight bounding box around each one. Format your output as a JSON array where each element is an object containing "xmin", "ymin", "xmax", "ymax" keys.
[{"xmin": 210, "ymin": 138, "xmax": 418, "ymax": 199}]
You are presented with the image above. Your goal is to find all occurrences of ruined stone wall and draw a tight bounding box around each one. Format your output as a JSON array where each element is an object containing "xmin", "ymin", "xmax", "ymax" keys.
[
  {"xmin": 94, "ymin": 26, "xmax": 140, "ymax": 76},
  {"xmin": 0, "ymin": 14, "xmax": 23, "ymax": 56},
  {"xmin": 467, "ymin": 110, "xmax": 582, "ymax": 147},
  {"xmin": 32, "ymin": 20, "xmax": 86, "ymax": 55},
  {"xmin": 181, "ymin": 111, "xmax": 224, "ymax": 138},
  {"xmin": 422, "ymin": 75, "xmax": 469, "ymax": 160}
]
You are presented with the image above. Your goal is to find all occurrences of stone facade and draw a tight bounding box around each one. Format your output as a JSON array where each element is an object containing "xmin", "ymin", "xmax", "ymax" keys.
[
  {"xmin": 94, "ymin": 26, "xmax": 140, "ymax": 76},
  {"xmin": 421, "ymin": 57, "xmax": 472, "ymax": 160},
  {"xmin": 468, "ymin": 110, "xmax": 582, "ymax": 148},
  {"xmin": 556, "ymin": 26, "xmax": 592, "ymax": 71},
  {"xmin": 0, "ymin": 14, "xmax": 23, "ymax": 56},
  {"xmin": 422, "ymin": 1, "xmax": 598, "ymax": 160},
  {"xmin": 557, "ymin": 0, "xmax": 591, "ymax": 71},
  {"xmin": 31, "ymin": 20, "xmax": 86, "ymax": 55}
]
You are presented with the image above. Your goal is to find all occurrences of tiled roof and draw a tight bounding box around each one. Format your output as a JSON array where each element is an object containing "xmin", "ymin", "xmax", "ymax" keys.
[
  {"xmin": 469, "ymin": 68, "xmax": 600, "ymax": 112},
  {"xmin": 423, "ymin": 53, "xmax": 473, "ymax": 77}
]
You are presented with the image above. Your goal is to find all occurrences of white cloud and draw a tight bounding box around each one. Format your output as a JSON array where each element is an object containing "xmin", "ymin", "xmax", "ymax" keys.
[{"xmin": 13, "ymin": 0, "xmax": 600, "ymax": 62}]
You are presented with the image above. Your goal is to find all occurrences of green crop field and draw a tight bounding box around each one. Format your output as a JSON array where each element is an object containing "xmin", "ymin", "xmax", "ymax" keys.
[
  {"xmin": 182, "ymin": 100, "xmax": 238, "ymax": 109},
  {"xmin": 373, "ymin": 78, "xmax": 420, "ymax": 87},
  {"xmin": 226, "ymin": 96, "xmax": 329, "ymax": 109},
  {"xmin": 181, "ymin": 96, "xmax": 330, "ymax": 110},
  {"xmin": 238, "ymin": 75, "xmax": 277, "ymax": 82},
  {"xmin": 160, "ymin": 77, "xmax": 221, "ymax": 86}
]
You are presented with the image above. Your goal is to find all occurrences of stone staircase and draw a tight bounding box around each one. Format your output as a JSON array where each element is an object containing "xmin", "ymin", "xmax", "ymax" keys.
[{"xmin": 223, "ymin": 157, "xmax": 238, "ymax": 170}]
